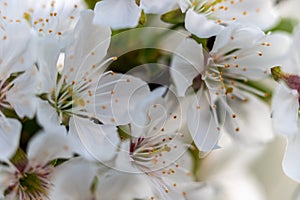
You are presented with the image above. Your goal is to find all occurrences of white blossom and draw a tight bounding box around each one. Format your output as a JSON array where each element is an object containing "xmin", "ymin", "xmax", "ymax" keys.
[
  {"xmin": 171, "ymin": 23, "xmax": 289, "ymax": 151},
  {"xmin": 180, "ymin": 0, "xmax": 279, "ymax": 38},
  {"xmin": 0, "ymin": 130, "xmax": 76, "ymax": 200}
]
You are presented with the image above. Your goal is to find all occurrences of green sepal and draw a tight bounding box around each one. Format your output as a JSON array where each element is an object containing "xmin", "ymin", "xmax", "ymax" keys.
[
  {"xmin": 161, "ymin": 8, "xmax": 185, "ymax": 24},
  {"xmin": 90, "ymin": 176, "xmax": 99, "ymax": 195},
  {"xmin": 135, "ymin": 0, "xmax": 140, "ymax": 6},
  {"xmin": 190, "ymin": 34, "xmax": 208, "ymax": 51},
  {"xmin": 0, "ymin": 107, "xmax": 19, "ymax": 120},
  {"xmin": 85, "ymin": 0, "xmax": 101, "ymax": 9},
  {"xmin": 49, "ymin": 158, "xmax": 69, "ymax": 167},
  {"xmin": 39, "ymin": 93, "xmax": 49, "ymax": 101},
  {"xmin": 139, "ymin": 10, "xmax": 147, "ymax": 26},
  {"xmin": 271, "ymin": 66, "xmax": 284, "ymax": 81},
  {"xmin": 188, "ymin": 143, "xmax": 202, "ymax": 180},
  {"xmin": 118, "ymin": 125, "xmax": 132, "ymax": 140},
  {"xmin": 10, "ymin": 148, "xmax": 28, "ymax": 171}
]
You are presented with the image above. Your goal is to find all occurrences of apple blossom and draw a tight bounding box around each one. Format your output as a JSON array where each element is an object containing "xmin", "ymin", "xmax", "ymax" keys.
[{"xmin": 171, "ymin": 23, "xmax": 289, "ymax": 151}]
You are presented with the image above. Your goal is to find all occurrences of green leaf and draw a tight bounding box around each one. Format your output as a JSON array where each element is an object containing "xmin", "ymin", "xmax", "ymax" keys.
[{"xmin": 161, "ymin": 8, "xmax": 185, "ymax": 24}]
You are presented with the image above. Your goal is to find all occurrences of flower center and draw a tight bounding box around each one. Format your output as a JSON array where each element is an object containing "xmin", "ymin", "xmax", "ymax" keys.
[
  {"xmin": 19, "ymin": 172, "xmax": 47, "ymax": 196},
  {"xmin": 4, "ymin": 148, "xmax": 53, "ymax": 200},
  {"xmin": 129, "ymin": 136, "xmax": 172, "ymax": 169},
  {"xmin": 5, "ymin": 164, "xmax": 53, "ymax": 200},
  {"xmin": 41, "ymin": 77, "xmax": 88, "ymax": 126}
]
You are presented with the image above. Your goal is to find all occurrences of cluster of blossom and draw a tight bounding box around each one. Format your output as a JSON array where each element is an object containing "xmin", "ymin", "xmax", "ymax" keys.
[{"xmin": 0, "ymin": 0, "xmax": 299, "ymax": 199}]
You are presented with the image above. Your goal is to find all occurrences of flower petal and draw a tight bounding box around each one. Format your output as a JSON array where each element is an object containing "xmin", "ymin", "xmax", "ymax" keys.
[
  {"xmin": 187, "ymin": 89, "xmax": 221, "ymax": 152},
  {"xmin": 140, "ymin": 0, "xmax": 177, "ymax": 14},
  {"xmin": 96, "ymin": 169, "xmax": 153, "ymax": 200},
  {"xmin": 229, "ymin": 32, "xmax": 292, "ymax": 80},
  {"xmin": 272, "ymin": 82, "xmax": 299, "ymax": 137},
  {"xmin": 282, "ymin": 135, "xmax": 300, "ymax": 183},
  {"xmin": 0, "ymin": 118, "xmax": 21, "ymax": 161},
  {"xmin": 225, "ymin": 92, "xmax": 274, "ymax": 145},
  {"xmin": 27, "ymin": 130, "xmax": 75, "ymax": 165},
  {"xmin": 93, "ymin": 0, "xmax": 141, "ymax": 29},
  {"xmin": 64, "ymin": 10, "xmax": 112, "ymax": 84},
  {"xmin": 171, "ymin": 38, "xmax": 205, "ymax": 96},
  {"xmin": 69, "ymin": 116, "xmax": 120, "ymax": 162},
  {"xmin": 36, "ymin": 100, "xmax": 63, "ymax": 132},
  {"xmin": 6, "ymin": 67, "xmax": 38, "ymax": 119},
  {"xmin": 49, "ymin": 158, "xmax": 98, "ymax": 200},
  {"xmin": 96, "ymin": 73, "xmax": 150, "ymax": 126},
  {"xmin": 185, "ymin": 9, "xmax": 224, "ymax": 38},
  {"xmin": 211, "ymin": 23, "xmax": 265, "ymax": 56}
]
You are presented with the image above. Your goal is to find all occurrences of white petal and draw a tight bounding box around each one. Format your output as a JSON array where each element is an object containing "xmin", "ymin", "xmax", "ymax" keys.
[
  {"xmin": 210, "ymin": 0, "xmax": 279, "ymax": 30},
  {"xmin": 211, "ymin": 23, "xmax": 265, "ymax": 56},
  {"xmin": 281, "ymin": 29, "xmax": 300, "ymax": 75},
  {"xmin": 211, "ymin": 167, "xmax": 265, "ymax": 200},
  {"xmin": 0, "ymin": 118, "xmax": 21, "ymax": 161},
  {"xmin": 185, "ymin": 9, "xmax": 224, "ymax": 38},
  {"xmin": 187, "ymin": 89, "xmax": 221, "ymax": 152},
  {"xmin": 49, "ymin": 158, "xmax": 97, "ymax": 200},
  {"xmin": 170, "ymin": 38, "xmax": 205, "ymax": 96},
  {"xmin": 96, "ymin": 169, "xmax": 153, "ymax": 200},
  {"xmin": 93, "ymin": 0, "xmax": 141, "ymax": 29},
  {"xmin": 6, "ymin": 67, "xmax": 38, "ymax": 119},
  {"xmin": 36, "ymin": 100, "xmax": 62, "ymax": 132},
  {"xmin": 282, "ymin": 135, "xmax": 300, "ymax": 183},
  {"xmin": 96, "ymin": 73, "xmax": 150, "ymax": 125},
  {"xmin": 0, "ymin": 167, "xmax": 14, "ymax": 197},
  {"xmin": 229, "ymin": 33, "xmax": 292, "ymax": 80},
  {"xmin": 140, "ymin": 0, "xmax": 177, "ymax": 14},
  {"xmin": 272, "ymin": 83, "xmax": 299, "ymax": 137},
  {"xmin": 34, "ymin": 36, "xmax": 60, "ymax": 93},
  {"xmin": 64, "ymin": 10, "xmax": 111, "ymax": 84},
  {"xmin": 27, "ymin": 130, "xmax": 76, "ymax": 165},
  {"xmin": 181, "ymin": 183, "xmax": 218, "ymax": 200},
  {"xmin": 225, "ymin": 92, "xmax": 274, "ymax": 145},
  {"xmin": 69, "ymin": 116, "xmax": 120, "ymax": 162},
  {"xmin": 178, "ymin": 0, "xmax": 191, "ymax": 12},
  {"xmin": 0, "ymin": 23, "xmax": 33, "ymax": 76}
]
